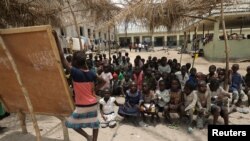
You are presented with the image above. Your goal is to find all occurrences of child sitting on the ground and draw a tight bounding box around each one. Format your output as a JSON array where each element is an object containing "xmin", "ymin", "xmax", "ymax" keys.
[
  {"xmin": 112, "ymin": 70, "xmax": 122, "ymax": 96},
  {"xmin": 121, "ymin": 73, "xmax": 133, "ymax": 95},
  {"xmin": 229, "ymin": 64, "xmax": 245, "ymax": 106},
  {"xmin": 165, "ymin": 78, "xmax": 183, "ymax": 123},
  {"xmin": 154, "ymin": 71, "xmax": 163, "ymax": 90},
  {"xmin": 209, "ymin": 78, "xmax": 231, "ymax": 125},
  {"xmin": 140, "ymin": 82, "xmax": 157, "ymax": 123},
  {"xmin": 155, "ymin": 80, "xmax": 170, "ymax": 119},
  {"xmin": 206, "ymin": 65, "xmax": 218, "ymax": 83},
  {"xmin": 99, "ymin": 88, "xmax": 121, "ymax": 128},
  {"xmin": 187, "ymin": 67, "xmax": 198, "ymax": 89},
  {"xmin": 175, "ymin": 65, "xmax": 189, "ymax": 90},
  {"xmin": 196, "ymin": 81, "xmax": 211, "ymax": 129},
  {"xmin": 118, "ymin": 82, "xmax": 142, "ymax": 125},
  {"xmin": 100, "ymin": 64, "xmax": 113, "ymax": 92},
  {"xmin": 182, "ymin": 82, "xmax": 198, "ymax": 129},
  {"xmin": 218, "ymin": 68, "xmax": 226, "ymax": 88}
]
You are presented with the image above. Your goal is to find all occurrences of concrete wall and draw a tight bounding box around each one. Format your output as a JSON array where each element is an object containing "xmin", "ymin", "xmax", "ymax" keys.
[{"xmin": 204, "ymin": 39, "xmax": 250, "ymax": 61}]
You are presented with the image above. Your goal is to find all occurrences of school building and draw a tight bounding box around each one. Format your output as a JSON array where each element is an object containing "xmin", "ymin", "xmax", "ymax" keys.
[{"xmin": 117, "ymin": 1, "xmax": 250, "ymax": 61}]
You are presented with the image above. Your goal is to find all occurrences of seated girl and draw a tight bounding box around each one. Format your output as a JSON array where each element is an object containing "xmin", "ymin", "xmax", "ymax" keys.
[
  {"xmin": 118, "ymin": 82, "xmax": 142, "ymax": 124},
  {"xmin": 99, "ymin": 88, "xmax": 121, "ymax": 128}
]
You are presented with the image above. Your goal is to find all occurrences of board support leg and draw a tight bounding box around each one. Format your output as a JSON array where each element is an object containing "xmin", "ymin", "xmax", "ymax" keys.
[
  {"xmin": 17, "ymin": 110, "xmax": 27, "ymax": 134},
  {"xmin": 57, "ymin": 116, "xmax": 69, "ymax": 141}
]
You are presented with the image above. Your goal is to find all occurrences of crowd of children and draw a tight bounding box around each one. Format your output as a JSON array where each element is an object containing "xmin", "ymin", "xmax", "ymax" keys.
[
  {"xmin": 59, "ymin": 38, "xmax": 250, "ymax": 139},
  {"xmin": 80, "ymin": 52, "xmax": 250, "ymax": 130}
]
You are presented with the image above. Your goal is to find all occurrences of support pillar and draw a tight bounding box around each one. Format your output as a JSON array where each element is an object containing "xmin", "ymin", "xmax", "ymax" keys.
[
  {"xmin": 131, "ymin": 36, "xmax": 134, "ymax": 45},
  {"xmin": 176, "ymin": 34, "xmax": 180, "ymax": 47},
  {"xmin": 139, "ymin": 36, "xmax": 142, "ymax": 43}
]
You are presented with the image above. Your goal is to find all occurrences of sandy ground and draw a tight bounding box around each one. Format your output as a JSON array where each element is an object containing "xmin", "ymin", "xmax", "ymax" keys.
[{"xmin": 0, "ymin": 48, "xmax": 250, "ymax": 141}]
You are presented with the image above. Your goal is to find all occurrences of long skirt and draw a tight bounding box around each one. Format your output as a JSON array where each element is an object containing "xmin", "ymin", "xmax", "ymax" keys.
[{"xmin": 65, "ymin": 105, "xmax": 100, "ymax": 129}]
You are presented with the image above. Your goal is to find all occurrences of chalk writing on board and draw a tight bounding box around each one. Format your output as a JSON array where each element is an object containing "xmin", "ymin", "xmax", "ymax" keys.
[
  {"xmin": 0, "ymin": 57, "xmax": 11, "ymax": 70},
  {"xmin": 28, "ymin": 50, "xmax": 55, "ymax": 71}
]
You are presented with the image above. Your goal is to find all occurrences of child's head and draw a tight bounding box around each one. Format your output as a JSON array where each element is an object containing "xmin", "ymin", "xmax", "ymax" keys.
[
  {"xmin": 142, "ymin": 82, "xmax": 149, "ymax": 93},
  {"xmin": 122, "ymin": 56, "xmax": 126, "ymax": 62},
  {"xmin": 162, "ymin": 72, "xmax": 169, "ymax": 80},
  {"xmin": 231, "ymin": 64, "xmax": 239, "ymax": 73},
  {"xmin": 66, "ymin": 55, "xmax": 72, "ymax": 64},
  {"xmin": 196, "ymin": 72, "xmax": 205, "ymax": 82},
  {"xmin": 216, "ymin": 67, "xmax": 222, "ymax": 74},
  {"xmin": 247, "ymin": 66, "xmax": 250, "ymax": 74},
  {"xmin": 176, "ymin": 63, "xmax": 181, "ymax": 71},
  {"xmin": 148, "ymin": 56, "xmax": 152, "ymax": 61},
  {"xmin": 190, "ymin": 67, "xmax": 197, "ymax": 76},
  {"xmin": 124, "ymin": 73, "xmax": 130, "ymax": 81},
  {"xmin": 94, "ymin": 55, "xmax": 98, "ymax": 60},
  {"xmin": 186, "ymin": 63, "xmax": 191, "ymax": 71},
  {"xmin": 103, "ymin": 54, "xmax": 106, "ymax": 59},
  {"xmin": 209, "ymin": 78, "xmax": 220, "ymax": 92},
  {"xmin": 152, "ymin": 57, "xmax": 157, "ymax": 62},
  {"xmin": 103, "ymin": 64, "xmax": 110, "ymax": 73},
  {"xmin": 198, "ymin": 80, "xmax": 207, "ymax": 93},
  {"xmin": 103, "ymin": 88, "xmax": 111, "ymax": 100},
  {"xmin": 159, "ymin": 80, "xmax": 166, "ymax": 91},
  {"xmin": 184, "ymin": 82, "xmax": 195, "ymax": 95},
  {"xmin": 145, "ymin": 67, "xmax": 152, "ymax": 76},
  {"xmin": 89, "ymin": 53, "xmax": 93, "ymax": 59},
  {"xmin": 154, "ymin": 71, "xmax": 161, "ymax": 80},
  {"xmin": 170, "ymin": 78, "xmax": 181, "ymax": 91},
  {"xmin": 125, "ymin": 52, "xmax": 129, "ymax": 57},
  {"xmin": 161, "ymin": 57, "xmax": 167, "ymax": 66},
  {"xmin": 209, "ymin": 65, "xmax": 216, "ymax": 74},
  {"xmin": 167, "ymin": 59, "xmax": 173, "ymax": 66},
  {"xmin": 72, "ymin": 51, "xmax": 86, "ymax": 68},
  {"xmin": 99, "ymin": 55, "xmax": 103, "ymax": 61},
  {"xmin": 218, "ymin": 69, "xmax": 225, "ymax": 80},
  {"xmin": 130, "ymin": 81, "xmax": 137, "ymax": 93},
  {"xmin": 181, "ymin": 65, "xmax": 187, "ymax": 75},
  {"xmin": 173, "ymin": 58, "xmax": 177, "ymax": 63}
]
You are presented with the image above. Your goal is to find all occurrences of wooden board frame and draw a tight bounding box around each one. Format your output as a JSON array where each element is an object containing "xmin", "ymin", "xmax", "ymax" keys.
[{"xmin": 0, "ymin": 25, "xmax": 74, "ymax": 116}]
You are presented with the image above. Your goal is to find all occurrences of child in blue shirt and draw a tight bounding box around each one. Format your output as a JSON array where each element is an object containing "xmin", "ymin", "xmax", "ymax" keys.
[{"xmin": 229, "ymin": 64, "xmax": 245, "ymax": 106}]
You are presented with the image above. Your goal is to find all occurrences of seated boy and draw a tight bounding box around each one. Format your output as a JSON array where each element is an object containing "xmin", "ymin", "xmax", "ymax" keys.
[
  {"xmin": 155, "ymin": 80, "xmax": 170, "ymax": 117},
  {"xmin": 140, "ymin": 82, "xmax": 157, "ymax": 122},
  {"xmin": 182, "ymin": 82, "xmax": 198, "ymax": 129},
  {"xmin": 209, "ymin": 79, "xmax": 231, "ymax": 125},
  {"xmin": 196, "ymin": 81, "xmax": 211, "ymax": 129}
]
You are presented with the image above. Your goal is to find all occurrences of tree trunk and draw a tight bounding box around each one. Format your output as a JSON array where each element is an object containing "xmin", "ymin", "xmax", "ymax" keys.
[
  {"xmin": 180, "ymin": 31, "xmax": 187, "ymax": 65},
  {"xmin": 67, "ymin": 0, "xmax": 83, "ymax": 51},
  {"xmin": 192, "ymin": 27, "xmax": 198, "ymax": 68},
  {"xmin": 221, "ymin": 0, "xmax": 230, "ymax": 91}
]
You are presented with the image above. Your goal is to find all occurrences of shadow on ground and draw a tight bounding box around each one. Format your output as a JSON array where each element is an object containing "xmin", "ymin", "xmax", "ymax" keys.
[{"xmin": 0, "ymin": 131, "xmax": 64, "ymax": 141}]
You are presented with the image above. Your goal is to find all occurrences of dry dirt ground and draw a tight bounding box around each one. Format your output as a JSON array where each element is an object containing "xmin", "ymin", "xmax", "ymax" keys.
[{"xmin": 0, "ymin": 48, "xmax": 249, "ymax": 141}]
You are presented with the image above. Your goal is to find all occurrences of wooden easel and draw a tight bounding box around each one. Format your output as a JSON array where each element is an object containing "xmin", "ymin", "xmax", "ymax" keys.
[{"xmin": 0, "ymin": 26, "xmax": 73, "ymax": 141}]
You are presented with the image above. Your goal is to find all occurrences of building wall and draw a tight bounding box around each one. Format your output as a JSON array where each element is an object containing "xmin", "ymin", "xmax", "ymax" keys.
[{"xmin": 204, "ymin": 39, "xmax": 250, "ymax": 61}]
